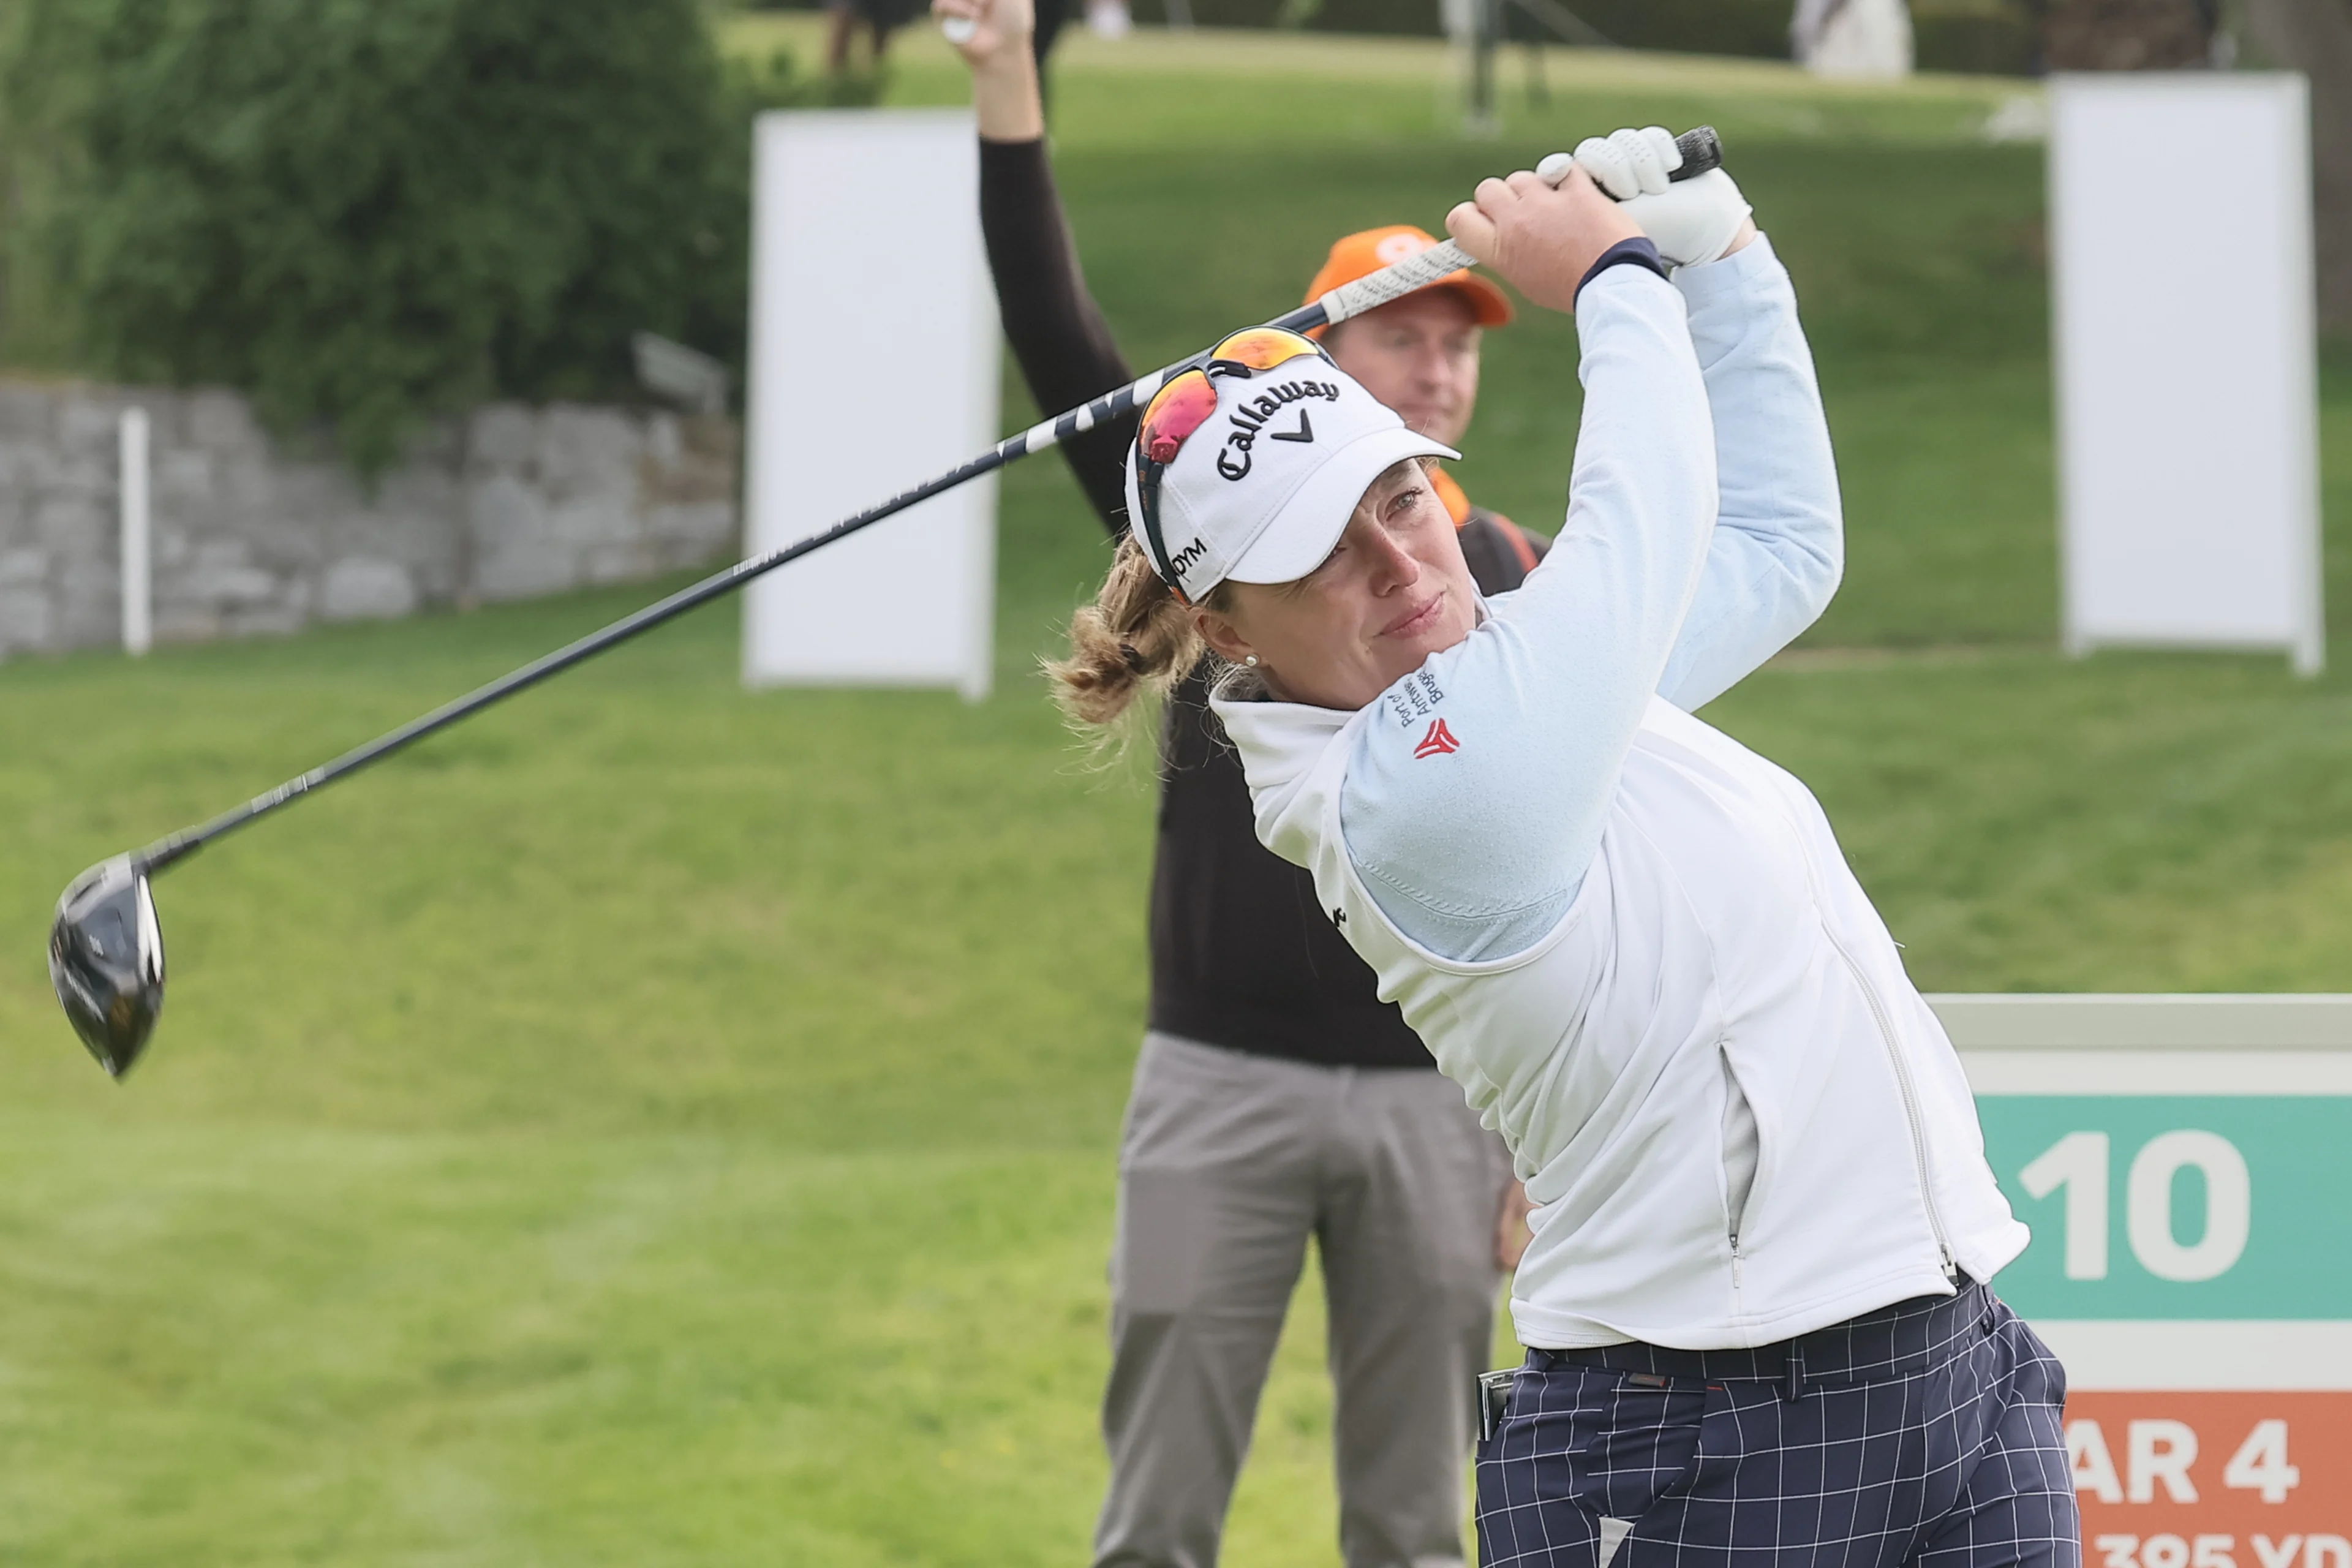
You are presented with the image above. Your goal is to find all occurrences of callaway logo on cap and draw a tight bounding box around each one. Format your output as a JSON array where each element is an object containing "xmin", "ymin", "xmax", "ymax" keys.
[{"xmin": 1125, "ymin": 328, "xmax": 1456, "ymax": 601}]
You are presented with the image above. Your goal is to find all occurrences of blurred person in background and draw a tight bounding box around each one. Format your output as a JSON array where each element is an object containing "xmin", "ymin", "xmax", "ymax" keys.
[
  {"xmin": 1791, "ymin": 0, "xmax": 1915, "ymax": 75},
  {"xmin": 1034, "ymin": 0, "xmax": 1074, "ymax": 73},
  {"xmin": 934, "ymin": 1, "xmax": 1548, "ymax": 1564},
  {"xmin": 828, "ymin": 0, "xmax": 926, "ymax": 71}
]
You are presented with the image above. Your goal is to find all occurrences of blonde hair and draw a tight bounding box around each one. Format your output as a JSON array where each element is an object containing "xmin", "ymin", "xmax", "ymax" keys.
[{"xmin": 1047, "ymin": 534, "xmax": 1231, "ymax": 731}]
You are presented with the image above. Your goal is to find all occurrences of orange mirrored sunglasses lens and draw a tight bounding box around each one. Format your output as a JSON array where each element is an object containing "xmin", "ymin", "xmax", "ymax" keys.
[
  {"xmin": 1210, "ymin": 328, "xmax": 1322, "ymax": 372},
  {"xmin": 1139, "ymin": 370, "xmax": 1219, "ymax": 465},
  {"xmin": 1137, "ymin": 331, "xmax": 1325, "ymax": 470}
]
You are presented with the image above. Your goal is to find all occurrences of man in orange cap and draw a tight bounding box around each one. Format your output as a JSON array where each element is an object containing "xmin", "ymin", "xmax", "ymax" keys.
[
  {"xmin": 1301, "ymin": 225, "xmax": 1536, "ymax": 578},
  {"xmin": 938, "ymin": 1, "xmax": 1543, "ymax": 1564}
]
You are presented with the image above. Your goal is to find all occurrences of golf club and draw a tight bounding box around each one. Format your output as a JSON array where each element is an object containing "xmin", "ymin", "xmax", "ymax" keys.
[{"xmin": 48, "ymin": 126, "xmax": 1722, "ymax": 1079}]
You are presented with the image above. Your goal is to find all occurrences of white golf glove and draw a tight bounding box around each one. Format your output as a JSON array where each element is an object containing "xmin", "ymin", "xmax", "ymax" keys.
[{"xmin": 1548, "ymin": 126, "xmax": 1753, "ymax": 270}]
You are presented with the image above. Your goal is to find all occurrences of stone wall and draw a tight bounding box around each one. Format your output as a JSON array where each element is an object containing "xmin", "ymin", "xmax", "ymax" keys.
[{"xmin": 0, "ymin": 379, "xmax": 739, "ymax": 658}]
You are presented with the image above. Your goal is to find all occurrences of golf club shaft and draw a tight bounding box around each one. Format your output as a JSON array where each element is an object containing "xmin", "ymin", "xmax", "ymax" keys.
[
  {"xmin": 114, "ymin": 307, "xmax": 1298, "ymax": 877},
  {"xmin": 129, "ymin": 128, "xmax": 1721, "ymax": 877}
]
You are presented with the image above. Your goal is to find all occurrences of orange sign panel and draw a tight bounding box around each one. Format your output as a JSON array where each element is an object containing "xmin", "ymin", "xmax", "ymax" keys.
[{"xmin": 2070, "ymin": 1392, "xmax": 2352, "ymax": 1567}]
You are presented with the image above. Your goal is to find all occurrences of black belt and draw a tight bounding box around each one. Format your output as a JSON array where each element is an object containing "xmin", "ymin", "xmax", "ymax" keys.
[{"xmin": 1528, "ymin": 1277, "xmax": 1993, "ymax": 1403}]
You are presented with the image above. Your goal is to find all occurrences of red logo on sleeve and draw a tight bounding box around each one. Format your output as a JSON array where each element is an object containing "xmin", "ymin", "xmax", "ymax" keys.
[{"xmin": 1414, "ymin": 718, "xmax": 1460, "ymax": 759}]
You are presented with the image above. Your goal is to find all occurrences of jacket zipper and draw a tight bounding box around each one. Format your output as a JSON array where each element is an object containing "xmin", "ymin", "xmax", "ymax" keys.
[
  {"xmin": 1725, "ymin": 1055, "xmax": 1749, "ymax": 1299},
  {"xmin": 1823, "ymin": 924, "xmax": 1959, "ymax": 1281}
]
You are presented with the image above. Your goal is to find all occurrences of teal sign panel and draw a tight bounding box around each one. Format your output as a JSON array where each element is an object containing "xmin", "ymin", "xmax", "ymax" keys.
[{"xmin": 1978, "ymin": 1096, "xmax": 2352, "ymax": 1321}]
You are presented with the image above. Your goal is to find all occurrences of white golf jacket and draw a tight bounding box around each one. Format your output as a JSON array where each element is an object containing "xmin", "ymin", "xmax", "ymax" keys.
[{"xmin": 1213, "ymin": 244, "xmax": 2029, "ymax": 1351}]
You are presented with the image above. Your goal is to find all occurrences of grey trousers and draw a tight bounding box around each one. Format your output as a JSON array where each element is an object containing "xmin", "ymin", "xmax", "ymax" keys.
[{"xmin": 1093, "ymin": 1033, "xmax": 1512, "ymax": 1568}]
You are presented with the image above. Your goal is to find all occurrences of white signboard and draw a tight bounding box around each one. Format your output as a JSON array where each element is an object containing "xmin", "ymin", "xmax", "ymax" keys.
[
  {"xmin": 2048, "ymin": 75, "xmax": 2323, "ymax": 676},
  {"xmin": 1932, "ymin": 994, "xmax": 2352, "ymax": 1553},
  {"xmin": 743, "ymin": 110, "xmax": 999, "ymax": 699}
]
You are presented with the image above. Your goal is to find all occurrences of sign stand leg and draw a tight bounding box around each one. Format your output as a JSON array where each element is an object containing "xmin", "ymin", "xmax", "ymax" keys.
[{"xmin": 119, "ymin": 407, "xmax": 151, "ymax": 658}]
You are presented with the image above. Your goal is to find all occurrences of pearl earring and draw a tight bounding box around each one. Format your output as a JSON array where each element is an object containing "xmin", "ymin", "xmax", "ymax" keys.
[{"xmin": 1243, "ymin": 654, "xmax": 1259, "ymax": 668}]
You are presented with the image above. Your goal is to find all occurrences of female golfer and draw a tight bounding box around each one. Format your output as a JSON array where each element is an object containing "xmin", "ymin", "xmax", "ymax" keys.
[{"xmin": 1053, "ymin": 143, "xmax": 2077, "ymax": 1561}]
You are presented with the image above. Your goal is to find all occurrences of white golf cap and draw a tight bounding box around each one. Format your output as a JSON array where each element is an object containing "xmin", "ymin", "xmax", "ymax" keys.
[{"xmin": 1124, "ymin": 345, "xmax": 1457, "ymax": 601}]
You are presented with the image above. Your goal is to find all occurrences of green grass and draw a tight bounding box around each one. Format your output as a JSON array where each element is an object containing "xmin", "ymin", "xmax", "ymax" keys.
[{"xmin": 2, "ymin": 31, "xmax": 2350, "ymax": 1566}]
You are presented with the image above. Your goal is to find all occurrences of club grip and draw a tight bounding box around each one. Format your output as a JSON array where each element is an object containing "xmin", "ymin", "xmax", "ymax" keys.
[
  {"xmin": 1536, "ymin": 125, "xmax": 1722, "ymax": 194},
  {"xmin": 1306, "ymin": 124, "xmax": 1725, "ymax": 328},
  {"xmin": 1672, "ymin": 125, "xmax": 1721, "ymax": 181}
]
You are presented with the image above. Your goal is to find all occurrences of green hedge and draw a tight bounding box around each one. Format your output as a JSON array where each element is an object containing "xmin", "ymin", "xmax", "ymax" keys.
[
  {"xmin": 1118, "ymin": 0, "xmax": 1792, "ymax": 53},
  {"xmin": 1506, "ymin": 0, "xmax": 1792, "ymax": 55},
  {"xmin": 1117, "ymin": 0, "xmax": 2035, "ymax": 69},
  {"xmin": 2, "ymin": 0, "xmax": 869, "ymax": 473},
  {"xmin": 1913, "ymin": 0, "xmax": 2040, "ymax": 74}
]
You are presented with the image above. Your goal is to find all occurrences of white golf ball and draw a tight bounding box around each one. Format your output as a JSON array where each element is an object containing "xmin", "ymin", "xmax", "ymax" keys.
[{"xmin": 942, "ymin": 16, "xmax": 979, "ymax": 42}]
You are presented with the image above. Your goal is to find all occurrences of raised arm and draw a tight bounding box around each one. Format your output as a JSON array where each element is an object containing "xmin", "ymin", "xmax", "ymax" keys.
[
  {"xmin": 940, "ymin": 0, "xmax": 1135, "ymax": 534},
  {"xmin": 1654, "ymin": 234, "xmax": 1842, "ymax": 711},
  {"xmin": 1338, "ymin": 179, "xmax": 1719, "ymax": 965}
]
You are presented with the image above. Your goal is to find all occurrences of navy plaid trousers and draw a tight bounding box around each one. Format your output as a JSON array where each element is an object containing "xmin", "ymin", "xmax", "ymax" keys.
[{"xmin": 1476, "ymin": 1281, "xmax": 2078, "ymax": 1566}]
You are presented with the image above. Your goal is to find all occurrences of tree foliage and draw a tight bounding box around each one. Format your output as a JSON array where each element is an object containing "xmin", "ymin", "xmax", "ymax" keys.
[
  {"xmin": 4, "ymin": 0, "xmax": 865, "ymax": 470},
  {"xmin": 2244, "ymin": 0, "xmax": 2352, "ymax": 333}
]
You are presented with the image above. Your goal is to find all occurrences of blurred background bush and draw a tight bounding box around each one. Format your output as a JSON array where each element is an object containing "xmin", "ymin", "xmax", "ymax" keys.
[
  {"xmin": 745, "ymin": 0, "xmax": 2039, "ymax": 73},
  {"xmin": 0, "ymin": 0, "xmax": 872, "ymax": 473},
  {"xmin": 1909, "ymin": 0, "xmax": 2038, "ymax": 74}
]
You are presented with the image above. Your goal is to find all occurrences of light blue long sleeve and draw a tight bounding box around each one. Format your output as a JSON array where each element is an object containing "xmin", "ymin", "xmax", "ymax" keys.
[
  {"xmin": 1656, "ymin": 235, "xmax": 1842, "ymax": 713},
  {"xmin": 1338, "ymin": 236, "xmax": 1842, "ymax": 963}
]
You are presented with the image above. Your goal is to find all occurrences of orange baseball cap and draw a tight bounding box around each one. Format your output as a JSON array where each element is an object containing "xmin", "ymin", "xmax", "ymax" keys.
[{"xmin": 1302, "ymin": 225, "xmax": 1515, "ymax": 337}]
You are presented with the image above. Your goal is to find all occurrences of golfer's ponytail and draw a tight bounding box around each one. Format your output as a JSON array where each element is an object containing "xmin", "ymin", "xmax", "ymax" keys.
[{"xmin": 1049, "ymin": 533, "xmax": 1213, "ymax": 731}]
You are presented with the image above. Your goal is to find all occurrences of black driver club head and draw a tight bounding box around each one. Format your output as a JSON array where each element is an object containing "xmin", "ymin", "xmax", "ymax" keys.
[{"xmin": 48, "ymin": 855, "xmax": 166, "ymax": 1078}]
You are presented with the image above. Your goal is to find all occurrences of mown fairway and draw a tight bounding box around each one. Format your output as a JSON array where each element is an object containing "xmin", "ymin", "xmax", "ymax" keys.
[{"xmin": 2, "ymin": 28, "xmax": 2348, "ymax": 1565}]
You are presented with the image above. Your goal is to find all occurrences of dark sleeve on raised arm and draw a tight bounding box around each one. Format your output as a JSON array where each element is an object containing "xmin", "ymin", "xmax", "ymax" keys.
[{"xmin": 979, "ymin": 137, "xmax": 1137, "ymax": 537}]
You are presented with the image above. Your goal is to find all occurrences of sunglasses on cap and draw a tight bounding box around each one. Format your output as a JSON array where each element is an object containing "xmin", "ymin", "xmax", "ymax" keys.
[{"xmin": 1133, "ymin": 327, "xmax": 1333, "ymax": 603}]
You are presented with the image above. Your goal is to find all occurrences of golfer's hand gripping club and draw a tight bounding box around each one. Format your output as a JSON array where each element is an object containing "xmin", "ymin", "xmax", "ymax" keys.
[
  {"xmin": 47, "ymin": 126, "xmax": 1724, "ymax": 1080},
  {"xmin": 1551, "ymin": 126, "xmax": 1751, "ymax": 269},
  {"xmin": 1310, "ymin": 124, "xmax": 1722, "ymax": 326}
]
